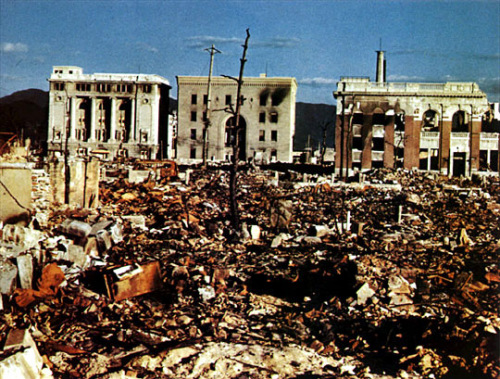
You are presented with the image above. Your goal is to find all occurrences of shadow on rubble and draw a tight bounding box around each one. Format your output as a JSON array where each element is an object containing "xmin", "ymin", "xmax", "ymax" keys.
[
  {"xmin": 246, "ymin": 259, "xmax": 358, "ymax": 304},
  {"xmin": 335, "ymin": 314, "xmax": 498, "ymax": 378}
]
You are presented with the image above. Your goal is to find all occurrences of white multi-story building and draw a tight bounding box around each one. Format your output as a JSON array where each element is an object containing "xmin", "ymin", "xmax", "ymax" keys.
[
  {"xmin": 176, "ymin": 75, "xmax": 297, "ymax": 163},
  {"xmin": 47, "ymin": 66, "xmax": 171, "ymax": 160}
]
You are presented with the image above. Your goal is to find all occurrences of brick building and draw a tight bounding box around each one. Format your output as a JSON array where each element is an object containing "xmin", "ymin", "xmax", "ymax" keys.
[
  {"xmin": 47, "ymin": 66, "xmax": 171, "ymax": 161},
  {"xmin": 176, "ymin": 75, "xmax": 297, "ymax": 163},
  {"xmin": 334, "ymin": 52, "xmax": 498, "ymax": 177}
]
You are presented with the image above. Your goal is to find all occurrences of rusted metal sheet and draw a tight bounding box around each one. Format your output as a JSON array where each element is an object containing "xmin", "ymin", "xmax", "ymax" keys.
[{"xmin": 104, "ymin": 261, "xmax": 162, "ymax": 302}]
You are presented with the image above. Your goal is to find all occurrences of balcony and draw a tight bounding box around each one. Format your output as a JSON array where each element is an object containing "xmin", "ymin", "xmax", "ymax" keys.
[
  {"xmin": 451, "ymin": 132, "xmax": 470, "ymax": 138},
  {"xmin": 352, "ymin": 150, "xmax": 362, "ymax": 162},
  {"xmin": 372, "ymin": 151, "xmax": 384, "ymax": 161},
  {"xmin": 420, "ymin": 131, "xmax": 440, "ymax": 149},
  {"xmin": 480, "ymin": 132, "xmax": 500, "ymax": 150},
  {"xmin": 421, "ymin": 131, "xmax": 439, "ymax": 138}
]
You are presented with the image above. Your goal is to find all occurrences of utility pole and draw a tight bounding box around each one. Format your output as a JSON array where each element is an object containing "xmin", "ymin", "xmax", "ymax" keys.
[
  {"xmin": 202, "ymin": 44, "xmax": 221, "ymax": 168},
  {"xmin": 340, "ymin": 93, "xmax": 345, "ymax": 180}
]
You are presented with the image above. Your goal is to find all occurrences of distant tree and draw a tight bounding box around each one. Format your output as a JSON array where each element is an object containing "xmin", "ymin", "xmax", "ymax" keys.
[{"xmin": 318, "ymin": 119, "xmax": 333, "ymax": 165}]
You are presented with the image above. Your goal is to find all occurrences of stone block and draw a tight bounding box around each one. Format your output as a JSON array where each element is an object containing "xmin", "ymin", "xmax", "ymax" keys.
[
  {"xmin": 128, "ymin": 170, "xmax": 151, "ymax": 184},
  {"xmin": 16, "ymin": 254, "xmax": 33, "ymax": 289},
  {"xmin": 0, "ymin": 163, "xmax": 32, "ymax": 224},
  {"xmin": 1, "ymin": 329, "xmax": 51, "ymax": 379},
  {"xmin": 249, "ymin": 225, "xmax": 261, "ymax": 240},
  {"xmin": 67, "ymin": 244, "xmax": 89, "ymax": 268},
  {"xmin": 96, "ymin": 230, "xmax": 113, "ymax": 252},
  {"xmin": 0, "ymin": 258, "xmax": 18, "ymax": 294}
]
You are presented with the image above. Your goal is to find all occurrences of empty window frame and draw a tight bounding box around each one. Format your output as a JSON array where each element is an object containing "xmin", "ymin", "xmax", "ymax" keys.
[
  {"xmin": 191, "ymin": 94, "xmax": 197, "ymax": 105},
  {"xmin": 116, "ymin": 84, "xmax": 132, "ymax": 93},
  {"xmin": 260, "ymin": 94, "xmax": 267, "ymax": 106},
  {"xmin": 225, "ymin": 95, "xmax": 232, "ymax": 106},
  {"xmin": 76, "ymin": 83, "xmax": 91, "ymax": 91},
  {"xmin": 259, "ymin": 130, "xmax": 265, "ymax": 141},
  {"xmin": 142, "ymin": 84, "xmax": 152, "ymax": 93},
  {"xmin": 97, "ymin": 83, "xmax": 112, "ymax": 93},
  {"xmin": 190, "ymin": 147, "xmax": 197, "ymax": 159},
  {"xmin": 259, "ymin": 112, "xmax": 265, "ymax": 123},
  {"xmin": 191, "ymin": 111, "xmax": 197, "ymax": 122},
  {"xmin": 271, "ymin": 130, "xmax": 278, "ymax": 142},
  {"xmin": 203, "ymin": 94, "xmax": 208, "ymax": 105},
  {"xmin": 353, "ymin": 136, "xmax": 363, "ymax": 150},
  {"xmin": 53, "ymin": 82, "xmax": 65, "ymax": 91},
  {"xmin": 372, "ymin": 137, "xmax": 385, "ymax": 151},
  {"xmin": 190, "ymin": 128, "xmax": 197, "ymax": 140},
  {"xmin": 270, "ymin": 112, "xmax": 278, "ymax": 123}
]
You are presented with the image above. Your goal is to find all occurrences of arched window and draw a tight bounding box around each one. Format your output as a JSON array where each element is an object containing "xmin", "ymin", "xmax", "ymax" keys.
[
  {"xmin": 422, "ymin": 110, "xmax": 439, "ymax": 131},
  {"xmin": 452, "ymin": 110, "xmax": 468, "ymax": 133}
]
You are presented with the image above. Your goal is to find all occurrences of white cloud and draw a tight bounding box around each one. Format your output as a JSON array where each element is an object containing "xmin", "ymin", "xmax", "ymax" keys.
[
  {"xmin": 387, "ymin": 74, "xmax": 424, "ymax": 81},
  {"xmin": 137, "ymin": 43, "xmax": 159, "ymax": 53},
  {"xmin": 187, "ymin": 36, "xmax": 243, "ymax": 49},
  {"xmin": 299, "ymin": 77, "xmax": 338, "ymax": 87},
  {"xmin": 253, "ymin": 37, "xmax": 300, "ymax": 49},
  {"xmin": 0, "ymin": 73, "xmax": 25, "ymax": 82},
  {"xmin": 1, "ymin": 42, "xmax": 28, "ymax": 53}
]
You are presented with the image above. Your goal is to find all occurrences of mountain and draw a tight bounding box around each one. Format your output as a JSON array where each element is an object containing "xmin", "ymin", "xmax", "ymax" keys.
[
  {"xmin": 0, "ymin": 90, "xmax": 335, "ymax": 153},
  {"xmin": 294, "ymin": 102, "xmax": 336, "ymax": 151},
  {"xmin": 0, "ymin": 88, "xmax": 48, "ymax": 108},
  {"xmin": 0, "ymin": 89, "xmax": 49, "ymax": 148}
]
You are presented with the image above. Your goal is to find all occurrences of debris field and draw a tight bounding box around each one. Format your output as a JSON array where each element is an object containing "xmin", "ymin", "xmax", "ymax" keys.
[{"xmin": 1, "ymin": 166, "xmax": 499, "ymax": 379}]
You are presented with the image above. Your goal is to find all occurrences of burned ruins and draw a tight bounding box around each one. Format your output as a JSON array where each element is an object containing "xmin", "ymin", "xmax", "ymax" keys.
[{"xmin": 0, "ymin": 148, "xmax": 499, "ymax": 378}]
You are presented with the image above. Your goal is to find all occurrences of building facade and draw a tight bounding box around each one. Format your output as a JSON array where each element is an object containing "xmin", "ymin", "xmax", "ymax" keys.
[
  {"xmin": 47, "ymin": 66, "xmax": 171, "ymax": 161},
  {"xmin": 334, "ymin": 52, "xmax": 499, "ymax": 177},
  {"xmin": 176, "ymin": 75, "xmax": 297, "ymax": 163}
]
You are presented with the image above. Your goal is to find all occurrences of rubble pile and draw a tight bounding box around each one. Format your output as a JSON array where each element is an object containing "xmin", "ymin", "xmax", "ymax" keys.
[{"xmin": 1, "ymin": 168, "xmax": 499, "ymax": 378}]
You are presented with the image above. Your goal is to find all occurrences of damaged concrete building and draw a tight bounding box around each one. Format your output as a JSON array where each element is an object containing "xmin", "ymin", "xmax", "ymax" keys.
[
  {"xmin": 176, "ymin": 75, "xmax": 297, "ymax": 163},
  {"xmin": 47, "ymin": 66, "xmax": 172, "ymax": 161},
  {"xmin": 334, "ymin": 51, "xmax": 499, "ymax": 177}
]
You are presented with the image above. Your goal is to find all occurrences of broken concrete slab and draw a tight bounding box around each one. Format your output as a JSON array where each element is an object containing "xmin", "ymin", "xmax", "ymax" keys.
[
  {"xmin": 67, "ymin": 244, "xmax": 89, "ymax": 269},
  {"xmin": 1, "ymin": 329, "xmax": 53, "ymax": 379},
  {"xmin": 16, "ymin": 254, "xmax": 33, "ymax": 289},
  {"xmin": 59, "ymin": 219, "xmax": 92, "ymax": 239},
  {"xmin": 0, "ymin": 258, "xmax": 18, "ymax": 294},
  {"xmin": 357, "ymin": 282, "xmax": 376, "ymax": 305}
]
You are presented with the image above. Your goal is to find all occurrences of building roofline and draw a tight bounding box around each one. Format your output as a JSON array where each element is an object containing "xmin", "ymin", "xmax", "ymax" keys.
[{"xmin": 177, "ymin": 75, "xmax": 297, "ymax": 87}]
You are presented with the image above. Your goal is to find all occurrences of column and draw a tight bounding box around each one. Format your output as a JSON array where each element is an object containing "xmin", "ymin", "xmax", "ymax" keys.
[
  {"xmin": 427, "ymin": 148, "xmax": 431, "ymax": 171},
  {"xmin": 384, "ymin": 114, "xmax": 395, "ymax": 168},
  {"xmin": 110, "ymin": 98, "xmax": 117, "ymax": 141},
  {"xmin": 449, "ymin": 151, "xmax": 454, "ymax": 177},
  {"xmin": 130, "ymin": 98, "xmax": 136, "ymax": 142},
  {"xmin": 150, "ymin": 99, "xmax": 159, "ymax": 144},
  {"xmin": 335, "ymin": 113, "xmax": 350, "ymax": 172},
  {"xmin": 470, "ymin": 116, "xmax": 481, "ymax": 173},
  {"xmin": 90, "ymin": 97, "xmax": 97, "ymax": 142},
  {"xmin": 70, "ymin": 97, "xmax": 77, "ymax": 140},
  {"xmin": 403, "ymin": 115, "xmax": 422, "ymax": 170},
  {"xmin": 361, "ymin": 114, "xmax": 372, "ymax": 170},
  {"xmin": 440, "ymin": 118, "xmax": 452, "ymax": 175}
]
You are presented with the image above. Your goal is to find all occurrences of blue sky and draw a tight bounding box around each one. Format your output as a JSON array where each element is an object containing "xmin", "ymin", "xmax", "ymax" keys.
[{"xmin": 1, "ymin": 0, "xmax": 499, "ymax": 104}]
